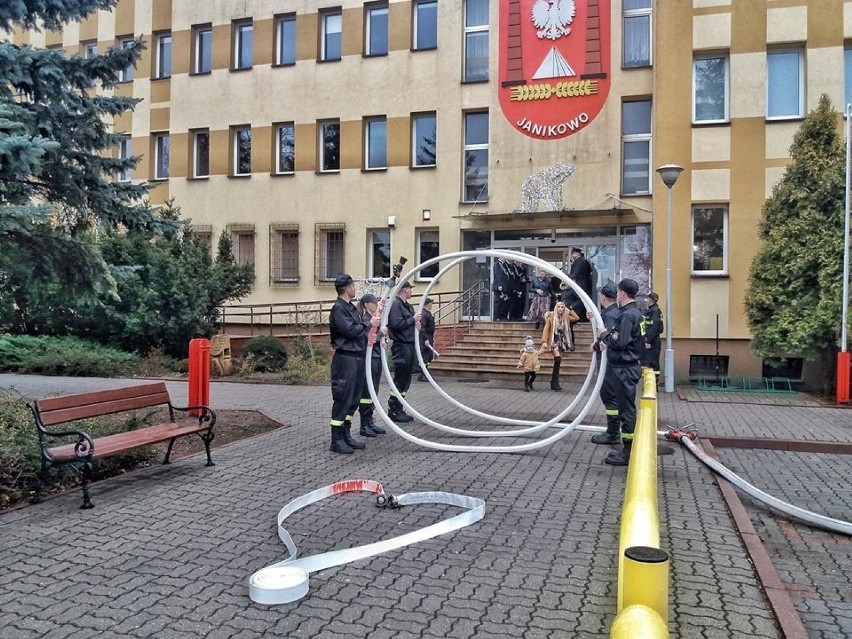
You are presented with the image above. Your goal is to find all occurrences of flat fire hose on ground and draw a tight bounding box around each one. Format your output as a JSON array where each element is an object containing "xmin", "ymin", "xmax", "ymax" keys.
[{"xmin": 248, "ymin": 479, "xmax": 486, "ymax": 605}]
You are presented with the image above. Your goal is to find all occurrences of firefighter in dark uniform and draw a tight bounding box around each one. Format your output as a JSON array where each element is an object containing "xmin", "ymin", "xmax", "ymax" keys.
[
  {"xmin": 589, "ymin": 282, "xmax": 622, "ymax": 445},
  {"xmin": 328, "ymin": 274, "xmax": 374, "ymax": 454},
  {"xmin": 492, "ymin": 257, "xmax": 510, "ymax": 321},
  {"xmin": 598, "ymin": 278, "xmax": 645, "ymax": 466},
  {"xmin": 643, "ymin": 291, "xmax": 663, "ymax": 386},
  {"xmin": 387, "ymin": 280, "xmax": 421, "ymax": 422}
]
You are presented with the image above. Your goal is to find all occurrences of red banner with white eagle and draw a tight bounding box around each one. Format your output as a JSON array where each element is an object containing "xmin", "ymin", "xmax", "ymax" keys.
[{"xmin": 498, "ymin": 0, "xmax": 611, "ymax": 140}]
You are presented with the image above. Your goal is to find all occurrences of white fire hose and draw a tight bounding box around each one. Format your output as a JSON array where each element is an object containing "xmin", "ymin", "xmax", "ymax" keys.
[{"xmin": 248, "ymin": 480, "xmax": 486, "ymax": 605}]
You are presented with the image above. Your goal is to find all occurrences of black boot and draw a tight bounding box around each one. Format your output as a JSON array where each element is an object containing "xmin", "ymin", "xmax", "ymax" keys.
[
  {"xmin": 550, "ymin": 359, "xmax": 562, "ymax": 391},
  {"xmin": 330, "ymin": 426, "xmax": 353, "ymax": 454},
  {"xmin": 529, "ymin": 372, "xmax": 536, "ymax": 391},
  {"xmin": 359, "ymin": 413, "xmax": 378, "ymax": 437},
  {"xmin": 342, "ymin": 422, "xmax": 365, "ymax": 449},
  {"xmin": 605, "ymin": 440, "xmax": 632, "ymax": 466},
  {"xmin": 388, "ymin": 398, "xmax": 414, "ymax": 423},
  {"xmin": 592, "ymin": 413, "xmax": 621, "ymax": 444},
  {"xmin": 524, "ymin": 373, "xmax": 531, "ymax": 392}
]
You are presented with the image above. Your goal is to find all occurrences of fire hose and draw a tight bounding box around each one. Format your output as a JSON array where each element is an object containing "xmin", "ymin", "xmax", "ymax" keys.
[
  {"xmin": 666, "ymin": 428, "xmax": 852, "ymax": 537},
  {"xmin": 248, "ymin": 479, "xmax": 485, "ymax": 605}
]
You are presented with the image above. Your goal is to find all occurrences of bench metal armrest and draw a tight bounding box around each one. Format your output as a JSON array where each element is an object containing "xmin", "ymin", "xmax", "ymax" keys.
[
  {"xmin": 171, "ymin": 404, "xmax": 217, "ymax": 428},
  {"xmin": 43, "ymin": 428, "xmax": 96, "ymax": 461}
]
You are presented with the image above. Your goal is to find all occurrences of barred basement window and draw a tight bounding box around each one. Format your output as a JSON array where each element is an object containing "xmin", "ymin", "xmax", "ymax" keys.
[
  {"xmin": 226, "ymin": 223, "xmax": 255, "ymax": 267},
  {"xmin": 270, "ymin": 224, "xmax": 300, "ymax": 285},
  {"xmin": 315, "ymin": 223, "xmax": 345, "ymax": 284},
  {"xmin": 190, "ymin": 224, "xmax": 213, "ymax": 256}
]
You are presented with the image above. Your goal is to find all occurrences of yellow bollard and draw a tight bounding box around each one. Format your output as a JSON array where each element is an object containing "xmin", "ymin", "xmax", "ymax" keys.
[
  {"xmin": 622, "ymin": 546, "xmax": 669, "ymax": 621},
  {"xmin": 610, "ymin": 604, "xmax": 669, "ymax": 639}
]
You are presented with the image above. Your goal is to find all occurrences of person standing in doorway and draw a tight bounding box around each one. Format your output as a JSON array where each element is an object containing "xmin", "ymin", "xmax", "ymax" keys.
[
  {"xmin": 417, "ymin": 297, "xmax": 436, "ymax": 382},
  {"xmin": 492, "ymin": 257, "xmax": 510, "ymax": 321},
  {"xmin": 328, "ymin": 274, "xmax": 373, "ymax": 454},
  {"xmin": 589, "ymin": 282, "xmax": 622, "ymax": 445},
  {"xmin": 387, "ymin": 280, "xmax": 421, "ymax": 422},
  {"xmin": 598, "ymin": 278, "xmax": 644, "ymax": 466},
  {"xmin": 528, "ymin": 267, "xmax": 551, "ymax": 330},
  {"xmin": 562, "ymin": 247, "xmax": 594, "ymax": 318},
  {"xmin": 356, "ymin": 293, "xmax": 387, "ymax": 438},
  {"xmin": 643, "ymin": 292, "xmax": 663, "ymax": 386}
]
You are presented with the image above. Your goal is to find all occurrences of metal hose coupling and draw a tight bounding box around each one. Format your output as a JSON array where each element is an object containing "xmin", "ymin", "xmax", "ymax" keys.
[{"xmin": 665, "ymin": 424, "xmax": 698, "ymax": 442}]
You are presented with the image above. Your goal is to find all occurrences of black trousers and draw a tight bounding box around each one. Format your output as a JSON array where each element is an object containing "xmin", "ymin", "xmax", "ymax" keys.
[
  {"xmin": 390, "ymin": 342, "xmax": 415, "ymax": 407},
  {"xmin": 600, "ymin": 362, "xmax": 621, "ymax": 432},
  {"xmin": 643, "ymin": 338, "xmax": 661, "ymax": 372},
  {"xmin": 611, "ymin": 364, "xmax": 642, "ymax": 438},
  {"xmin": 359, "ymin": 355, "xmax": 382, "ymax": 417},
  {"xmin": 330, "ymin": 352, "xmax": 365, "ymax": 426}
]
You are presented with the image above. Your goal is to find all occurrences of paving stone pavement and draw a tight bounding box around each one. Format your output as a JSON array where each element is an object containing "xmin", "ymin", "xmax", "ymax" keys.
[{"xmin": 1, "ymin": 373, "xmax": 850, "ymax": 639}]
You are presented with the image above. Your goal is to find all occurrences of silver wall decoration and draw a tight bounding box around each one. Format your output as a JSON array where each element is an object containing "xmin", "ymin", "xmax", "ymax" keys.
[{"xmin": 518, "ymin": 163, "xmax": 576, "ymax": 213}]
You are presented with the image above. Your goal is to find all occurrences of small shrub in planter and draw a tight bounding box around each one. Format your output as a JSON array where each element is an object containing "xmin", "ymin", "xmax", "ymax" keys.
[{"xmin": 241, "ymin": 336, "xmax": 288, "ymax": 372}]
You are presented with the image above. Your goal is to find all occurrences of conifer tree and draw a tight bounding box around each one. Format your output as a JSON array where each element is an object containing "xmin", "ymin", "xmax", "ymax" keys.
[{"xmin": 745, "ymin": 94, "xmax": 846, "ymax": 385}]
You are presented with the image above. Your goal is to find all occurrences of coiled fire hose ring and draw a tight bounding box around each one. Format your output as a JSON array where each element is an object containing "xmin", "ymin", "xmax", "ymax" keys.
[{"xmin": 248, "ymin": 479, "xmax": 486, "ymax": 605}]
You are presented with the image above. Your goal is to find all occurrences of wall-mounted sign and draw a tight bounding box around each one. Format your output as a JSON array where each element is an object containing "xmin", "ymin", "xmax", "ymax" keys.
[{"xmin": 498, "ymin": 0, "xmax": 611, "ymax": 140}]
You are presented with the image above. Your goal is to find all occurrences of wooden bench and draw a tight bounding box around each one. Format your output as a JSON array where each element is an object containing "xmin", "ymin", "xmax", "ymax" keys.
[{"xmin": 28, "ymin": 382, "xmax": 216, "ymax": 509}]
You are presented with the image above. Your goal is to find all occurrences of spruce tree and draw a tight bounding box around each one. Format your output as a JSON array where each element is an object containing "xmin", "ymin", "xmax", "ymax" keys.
[
  {"xmin": 745, "ymin": 94, "xmax": 846, "ymax": 385},
  {"xmin": 0, "ymin": 0, "xmax": 149, "ymax": 307}
]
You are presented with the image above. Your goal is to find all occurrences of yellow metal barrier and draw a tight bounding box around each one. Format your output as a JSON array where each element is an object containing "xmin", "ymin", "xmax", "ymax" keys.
[{"xmin": 610, "ymin": 368, "xmax": 669, "ymax": 639}]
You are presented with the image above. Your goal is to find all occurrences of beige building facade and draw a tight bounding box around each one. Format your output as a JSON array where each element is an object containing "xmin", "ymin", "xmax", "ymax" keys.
[{"xmin": 9, "ymin": 0, "xmax": 852, "ymax": 385}]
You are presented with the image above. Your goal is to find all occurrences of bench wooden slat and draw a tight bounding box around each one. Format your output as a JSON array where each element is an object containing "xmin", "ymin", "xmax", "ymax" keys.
[
  {"xmin": 47, "ymin": 420, "xmax": 210, "ymax": 461},
  {"xmin": 35, "ymin": 383, "xmax": 171, "ymax": 426}
]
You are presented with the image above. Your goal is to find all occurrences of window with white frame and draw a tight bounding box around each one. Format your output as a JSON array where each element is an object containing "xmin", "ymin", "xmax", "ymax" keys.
[
  {"xmin": 315, "ymin": 223, "xmax": 346, "ymax": 283},
  {"xmin": 692, "ymin": 205, "xmax": 727, "ymax": 274},
  {"xmin": 193, "ymin": 25, "xmax": 212, "ymax": 74},
  {"xmin": 464, "ymin": 0, "xmax": 489, "ymax": 82},
  {"xmin": 83, "ymin": 41, "xmax": 97, "ymax": 87},
  {"xmin": 154, "ymin": 32, "xmax": 172, "ymax": 78},
  {"xmin": 417, "ymin": 229, "xmax": 440, "ymax": 278},
  {"xmin": 116, "ymin": 136, "xmax": 131, "ymax": 183},
  {"xmin": 227, "ymin": 224, "xmax": 256, "ymax": 266},
  {"xmin": 370, "ymin": 230, "xmax": 391, "ymax": 278},
  {"xmin": 233, "ymin": 20, "xmax": 253, "ymax": 70},
  {"xmin": 232, "ymin": 126, "xmax": 252, "ymax": 176},
  {"xmin": 365, "ymin": 4, "xmax": 388, "ymax": 56},
  {"xmin": 364, "ymin": 117, "xmax": 387, "ymax": 170},
  {"xmin": 846, "ymin": 46, "xmax": 852, "ymax": 110},
  {"xmin": 463, "ymin": 111, "xmax": 489, "ymax": 203},
  {"xmin": 767, "ymin": 48, "xmax": 804, "ymax": 120},
  {"xmin": 275, "ymin": 122, "xmax": 295, "ymax": 174},
  {"xmin": 153, "ymin": 133, "xmax": 169, "ymax": 179},
  {"xmin": 412, "ymin": 112, "xmax": 437, "ymax": 168},
  {"xmin": 319, "ymin": 120, "xmax": 340, "ymax": 172},
  {"xmin": 275, "ymin": 14, "xmax": 296, "ymax": 65},
  {"xmin": 118, "ymin": 37, "xmax": 135, "ymax": 82},
  {"xmin": 192, "ymin": 129, "xmax": 210, "ymax": 178},
  {"xmin": 270, "ymin": 224, "xmax": 299, "ymax": 284},
  {"xmin": 413, "ymin": 0, "xmax": 438, "ymax": 50},
  {"xmin": 623, "ymin": 0, "xmax": 651, "ymax": 68},
  {"xmin": 320, "ymin": 10, "xmax": 342, "ymax": 61},
  {"xmin": 621, "ymin": 100, "xmax": 652, "ymax": 196},
  {"xmin": 693, "ymin": 54, "xmax": 728, "ymax": 123}
]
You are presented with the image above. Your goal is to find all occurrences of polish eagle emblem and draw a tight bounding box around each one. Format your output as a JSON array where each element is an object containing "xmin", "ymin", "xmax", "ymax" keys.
[{"xmin": 531, "ymin": 0, "xmax": 576, "ymax": 40}]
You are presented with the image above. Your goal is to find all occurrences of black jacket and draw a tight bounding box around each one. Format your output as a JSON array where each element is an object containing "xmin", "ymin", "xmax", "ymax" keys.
[
  {"xmin": 388, "ymin": 297, "xmax": 417, "ymax": 344},
  {"xmin": 601, "ymin": 301, "xmax": 644, "ymax": 366},
  {"xmin": 330, "ymin": 297, "xmax": 370, "ymax": 354},
  {"xmin": 645, "ymin": 304, "xmax": 663, "ymax": 343},
  {"xmin": 419, "ymin": 309, "xmax": 435, "ymax": 345}
]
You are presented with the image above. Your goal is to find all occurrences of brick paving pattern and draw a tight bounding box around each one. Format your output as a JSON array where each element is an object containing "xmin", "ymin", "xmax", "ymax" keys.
[{"xmin": 1, "ymin": 372, "xmax": 850, "ymax": 638}]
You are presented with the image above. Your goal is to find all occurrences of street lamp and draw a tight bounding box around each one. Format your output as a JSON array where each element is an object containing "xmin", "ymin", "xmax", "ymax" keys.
[{"xmin": 656, "ymin": 164, "xmax": 683, "ymax": 393}]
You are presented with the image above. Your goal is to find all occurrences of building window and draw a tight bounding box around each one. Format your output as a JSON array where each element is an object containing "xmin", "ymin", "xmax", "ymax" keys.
[
  {"xmin": 621, "ymin": 100, "xmax": 651, "ymax": 196},
  {"xmin": 192, "ymin": 129, "xmax": 210, "ymax": 178},
  {"xmin": 846, "ymin": 46, "xmax": 852, "ymax": 112},
  {"xmin": 193, "ymin": 25, "xmax": 212, "ymax": 74},
  {"xmin": 117, "ymin": 136, "xmax": 131, "ymax": 183},
  {"xmin": 190, "ymin": 225, "xmax": 213, "ymax": 255},
  {"xmin": 275, "ymin": 14, "xmax": 296, "ymax": 65},
  {"xmin": 463, "ymin": 111, "xmax": 489, "ymax": 203},
  {"xmin": 413, "ymin": 0, "xmax": 438, "ymax": 50},
  {"xmin": 693, "ymin": 54, "xmax": 728, "ymax": 123},
  {"xmin": 370, "ymin": 230, "xmax": 391, "ymax": 278},
  {"xmin": 315, "ymin": 223, "xmax": 346, "ymax": 283},
  {"xmin": 412, "ymin": 112, "xmax": 437, "ymax": 168},
  {"xmin": 275, "ymin": 122, "xmax": 295, "ymax": 174},
  {"xmin": 154, "ymin": 32, "xmax": 172, "ymax": 79},
  {"xmin": 767, "ymin": 48, "xmax": 804, "ymax": 120},
  {"xmin": 417, "ymin": 229, "xmax": 440, "ymax": 279},
  {"xmin": 153, "ymin": 133, "xmax": 169, "ymax": 180},
  {"xmin": 692, "ymin": 205, "xmax": 727, "ymax": 274},
  {"xmin": 227, "ymin": 224, "xmax": 256, "ymax": 266},
  {"xmin": 464, "ymin": 0, "xmax": 489, "ymax": 82},
  {"xmin": 270, "ymin": 224, "xmax": 300, "ymax": 285},
  {"xmin": 365, "ymin": 4, "xmax": 388, "ymax": 56},
  {"xmin": 319, "ymin": 120, "xmax": 340, "ymax": 172},
  {"xmin": 232, "ymin": 126, "xmax": 252, "ymax": 176},
  {"xmin": 364, "ymin": 117, "xmax": 387, "ymax": 170},
  {"xmin": 233, "ymin": 20, "xmax": 253, "ymax": 70},
  {"xmin": 118, "ymin": 37, "xmax": 135, "ymax": 82},
  {"xmin": 83, "ymin": 41, "xmax": 97, "ymax": 87},
  {"xmin": 320, "ymin": 10, "xmax": 342, "ymax": 61},
  {"xmin": 623, "ymin": 0, "xmax": 651, "ymax": 68}
]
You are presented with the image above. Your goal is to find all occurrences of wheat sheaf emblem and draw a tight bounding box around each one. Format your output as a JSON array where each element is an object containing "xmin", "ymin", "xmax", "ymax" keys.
[{"xmin": 510, "ymin": 80, "xmax": 599, "ymax": 102}]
